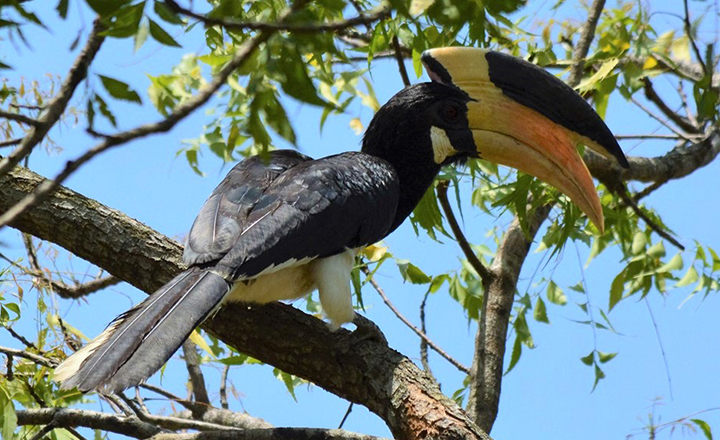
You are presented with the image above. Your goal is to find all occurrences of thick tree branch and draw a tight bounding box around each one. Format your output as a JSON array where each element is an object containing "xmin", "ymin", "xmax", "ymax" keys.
[
  {"xmin": 468, "ymin": 0, "xmax": 607, "ymax": 432},
  {"xmin": 16, "ymin": 408, "xmax": 161, "ymax": 439},
  {"xmin": 466, "ymin": 204, "xmax": 553, "ymax": 432},
  {"xmin": 173, "ymin": 409, "xmax": 273, "ymax": 430},
  {"xmin": 0, "ymin": 19, "xmax": 105, "ymax": 180},
  {"xmin": 1, "ymin": 164, "xmax": 489, "ymax": 439},
  {"xmin": 585, "ymin": 130, "xmax": 720, "ymax": 184},
  {"xmin": 149, "ymin": 430, "xmax": 388, "ymax": 440}
]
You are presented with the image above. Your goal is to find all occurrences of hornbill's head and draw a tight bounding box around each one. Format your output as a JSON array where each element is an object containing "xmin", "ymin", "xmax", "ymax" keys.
[{"xmin": 363, "ymin": 47, "xmax": 629, "ymax": 233}]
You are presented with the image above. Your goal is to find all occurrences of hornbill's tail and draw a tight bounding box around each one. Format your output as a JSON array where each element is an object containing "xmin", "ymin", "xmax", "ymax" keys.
[{"xmin": 54, "ymin": 268, "xmax": 231, "ymax": 393}]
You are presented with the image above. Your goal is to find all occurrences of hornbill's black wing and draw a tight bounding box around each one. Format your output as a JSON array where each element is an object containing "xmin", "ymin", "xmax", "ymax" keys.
[
  {"xmin": 209, "ymin": 151, "xmax": 400, "ymax": 280},
  {"xmin": 55, "ymin": 150, "xmax": 399, "ymax": 393},
  {"xmin": 184, "ymin": 149, "xmax": 313, "ymax": 266}
]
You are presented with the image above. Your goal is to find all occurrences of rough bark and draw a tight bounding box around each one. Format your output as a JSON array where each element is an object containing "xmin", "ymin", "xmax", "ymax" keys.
[{"xmin": 1, "ymin": 164, "xmax": 490, "ymax": 440}]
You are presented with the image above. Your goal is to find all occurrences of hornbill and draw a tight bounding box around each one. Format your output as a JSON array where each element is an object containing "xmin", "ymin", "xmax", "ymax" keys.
[{"xmin": 54, "ymin": 47, "xmax": 628, "ymax": 393}]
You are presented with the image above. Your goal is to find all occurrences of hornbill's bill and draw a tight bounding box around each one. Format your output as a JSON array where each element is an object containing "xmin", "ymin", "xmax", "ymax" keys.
[{"xmin": 54, "ymin": 47, "xmax": 628, "ymax": 393}]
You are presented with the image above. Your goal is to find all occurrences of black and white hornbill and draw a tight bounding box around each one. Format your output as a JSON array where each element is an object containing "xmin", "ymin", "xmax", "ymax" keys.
[{"xmin": 54, "ymin": 47, "xmax": 628, "ymax": 393}]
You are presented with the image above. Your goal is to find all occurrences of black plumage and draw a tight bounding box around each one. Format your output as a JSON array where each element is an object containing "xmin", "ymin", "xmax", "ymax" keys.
[{"xmin": 55, "ymin": 47, "xmax": 627, "ymax": 393}]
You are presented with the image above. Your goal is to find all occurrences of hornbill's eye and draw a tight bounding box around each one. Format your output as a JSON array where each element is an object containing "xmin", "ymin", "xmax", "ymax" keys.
[{"xmin": 443, "ymin": 104, "xmax": 460, "ymax": 122}]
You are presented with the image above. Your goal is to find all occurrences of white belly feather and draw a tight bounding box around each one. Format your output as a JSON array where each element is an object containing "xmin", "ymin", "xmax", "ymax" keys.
[{"xmin": 224, "ymin": 248, "xmax": 357, "ymax": 327}]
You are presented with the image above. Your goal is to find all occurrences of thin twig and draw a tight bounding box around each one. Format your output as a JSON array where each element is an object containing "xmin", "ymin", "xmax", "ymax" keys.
[
  {"xmin": 644, "ymin": 298, "xmax": 673, "ymax": 399},
  {"xmin": 181, "ymin": 339, "xmax": 211, "ymax": 408},
  {"xmin": 5, "ymin": 353, "xmax": 13, "ymax": 381},
  {"xmin": 165, "ymin": 0, "xmax": 391, "ymax": 33},
  {"xmin": 65, "ymin": 426, "xmax": 90, "ymax": 440},
  {"xmin": 567, "ymin": 0, "xmax": 606, "ymax": 86},
  {"xmin": 392, "ymin": 35, "xmax": 411, "ymax": 87},
  {"xmin": 614, "ymin": 184, "xmax": 685, "ymax": 250},
  {"xmin": 419, "ymin": 290, "xmax": 433, "ymax": 375},
  {"xmin": 0, "ymin": 346, "xmax": 56, "ymax": 368},
  {"xmin": 641, "ymin": 77, "xmax": 701, "ymax": 134},
  {"xmin": 683, "ymin": 0, "xmax": 707, "ymax": 76},
  {"xmin": 633, "ymin": 179, "xmax": 669, "ymax": 202},
  {"xmin": 0, "ymin": 19, "xmax": 105, "ymax": 180},
  {"xmin": 120, "ymin": 392, "xmax": 240, "ymax": 433},
  {"xmin": 362, "ymin": 268, "xmax": 470, "ymax": 374},
  {"xmin": 219, "ymin": 365, "xmax": 230, "ymax": 410},
  {"xmin": 677, "ymin": 81, "xmax": 699, "ymax": 126},
  {"xmin": 22, "ymin": 234, "xmax": 120, "ymax": 298},
  {"xmin": 630, "ymin": 96, "xmax": 697, "ymax": 142},
  {"xmin": 16, "ymin": 408, "xmax": 161, "ymax": 439},
  {"xmin": 338, "ymin": 403, "xmax": 353, "ymax": 429},
  {"xmin": 5, "ymin": 326, "xmax": 39, "ymax": 351},
  {"xmin": 616, "ymin": 134, "xmax": 700, "ymax": 140},
  {"xmin": 27, "ymin": 420, "xmax": 59, "ymax": 440},
  {"xmin": 0, "ymin": 137, "xmax": 22, "ymax": 147},
  {"xmin": 0, "ymin": 109, "xmax": 41, "ymax": 127},
  {"xmin": 436, "ymin": 181, "xmax": 491, "ymax": 282}
]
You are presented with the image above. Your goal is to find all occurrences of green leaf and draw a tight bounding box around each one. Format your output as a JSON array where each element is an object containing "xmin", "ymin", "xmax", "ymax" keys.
[
  {"xmin": 708, "ymin": 247, "xmax": 720, "ymax": 271},
  {"xmin": 98, "ymin": 75, "xmax": 142, "ymax": 104},
  {"xmin": 396, "ymin": 260, "xmax": 431, "ymax": 284},
  {"xmin": 592, "ymin": 363, "xmax": 605, "ymax": 391},
  {"xmin": 609, "ymin": 271, "xmax": 625, "ymax": 311},
  {"xmin": 149, "ymin": 19, "xmax": 181, "ymax": 47},
  {"xmin": 154, "ymin": 1, "xmax": 184, "ymax": 25},
  {"xmin": 0, "ymin": 61, "xmax": 11, "ymax": 70},
  {"xmin": 580, "ymin": 351, "xmax": 594, "ymax": 366},
  {"xmin": 86, "ymin": 0, "xmax": 130, "ymax": 17},
  {"xmin": 505, "ymin": 336, "xmax": 523, "ymax": 374},
  {"xmin": 631, "ymin": 232, "xmax": 646, "ymax": 255},
  {"xmin": 546, "ymin": 280, "xmax": 567, "ymax": 305},
  {"xmin": 675, "ymin": 266, "xmax": 699, "ymax": 288},
  {"xmin": 1, "ymin": 397, "xmax": 17, "ymax": 440},
  {"xmin": 691, "ymin": 419, "xmax": 713, "ymax": 440},
  {"xmin": 597, "ymin": 351, "xmax": 617, "ymax": 363},
  {"xmin": 94, "ymin": 95, "xmax": 117, "ymax": 127},
  {"xmin": 533, "ymin": 297, "xmax": 549, "ymax": 323},
  {"xmin": 656, "ymin": 253, "xmax": 683, "ymax": 273},
  {"xmin": 56, "ymin": 0, "xmax": 69, "ymax": 18},
  {"xmin": 646, "ymin": 241, "xmax": 666, "ymax": 258},
  {"xmin": 134, "ymin": 18, "xmax": 149, "ymax": 52}
]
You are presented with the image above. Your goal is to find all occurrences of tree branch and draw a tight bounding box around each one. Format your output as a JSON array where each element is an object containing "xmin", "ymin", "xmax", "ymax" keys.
[
  {"xmin": 148, "ymin": 429, "xmax": 389, "ymax": 440},
  {"xmin": 0, "ymin": 109, "xmax": 41, "ymax": 127},
  {"xmin": 567, "ymin": 0, "xmax": 606, "ymax": 87},
  {"xmin": 641, "ymin": 77, "xmax": 701, "ymax": 134},
  {"xmin": 468, "ymin": 0, "xmax": 607, "ymax": 431},
  {"xmin": 363, "ymin": 268, "xmax": 471, "ymax": 374},
  {"xmin": 436, "ymin": 181, "xmax": 491, "ymax": 282},
  {"xmin": 181, "ymin": 339, "xmax": 211, "ymax": 412},
  {"xmin": 0, "ymin": 346, "xmax": 57, "ymax": 368},
  {"xmin": 1, "ymin": 164, "xmax": 489, "ymax": 439},
  {"xmin": 0, "ymin": 19, "xmax": 105, "ymax": 180},
  {"xmin": 16, "ymin": 408, "xmax": 161, "ymax": 439}
]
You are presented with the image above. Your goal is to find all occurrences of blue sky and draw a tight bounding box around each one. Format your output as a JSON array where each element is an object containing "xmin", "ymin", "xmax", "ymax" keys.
[{"xmin": 2, "ymin": 1, "xmax": 719, "ymax": 439}]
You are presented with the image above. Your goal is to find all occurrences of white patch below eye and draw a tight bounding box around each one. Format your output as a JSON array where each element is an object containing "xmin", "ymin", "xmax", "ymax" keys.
[{"xmin": 430, "ymin": 126, "xmax": 456, "ymax": 164}]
